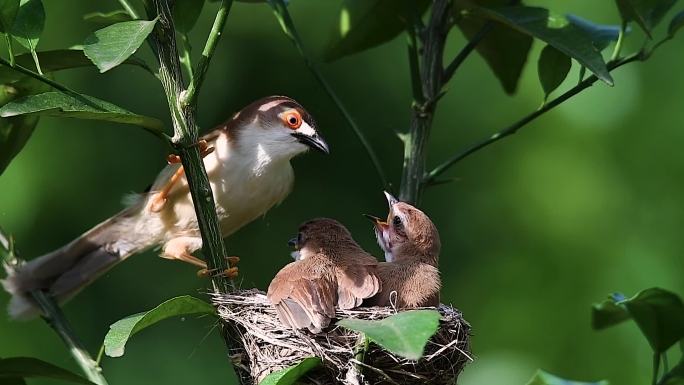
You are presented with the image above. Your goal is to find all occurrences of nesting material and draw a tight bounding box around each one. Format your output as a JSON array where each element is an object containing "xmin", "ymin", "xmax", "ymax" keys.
[{"xmin": 213, "ymin": 289, "xmax": 472, "ymax": 385}]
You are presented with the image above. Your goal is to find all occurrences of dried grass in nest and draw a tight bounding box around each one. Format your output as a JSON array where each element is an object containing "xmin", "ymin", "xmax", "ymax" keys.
[{"xmin": 212, "ymin": 289, "xmax": 472, "ymax": 385}]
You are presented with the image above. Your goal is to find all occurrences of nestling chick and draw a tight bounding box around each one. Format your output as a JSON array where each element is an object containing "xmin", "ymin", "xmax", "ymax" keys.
[
  {"xmin": 364, "ymin": 192, "xmax": 441, "ymax": 308},
  {"xmin": 267, "ymin": 218, "xmax": 380, "ymax": 333},
  {"xmin": 2, "ymin": 96, "xmax": 329, "ymax": 319}
]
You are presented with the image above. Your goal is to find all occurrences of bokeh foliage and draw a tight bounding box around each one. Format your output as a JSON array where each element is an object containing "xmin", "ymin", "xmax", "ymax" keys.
[{"xmin": 0, "ymin": 0, "xmax": 683, "ymax": 385}]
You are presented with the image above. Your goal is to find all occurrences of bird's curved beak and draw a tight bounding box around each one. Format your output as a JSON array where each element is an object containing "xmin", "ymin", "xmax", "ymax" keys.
[
  {"xmin": 363, "ymin": 214, "xmax": 388, "ymax": 229},
  {"xmin": 383, "ymin": 191, "xmax": 399, "ymax": 207},
  {"xmin": 291, "ymin": 132, "xmax": 330, "ymax": 154}
]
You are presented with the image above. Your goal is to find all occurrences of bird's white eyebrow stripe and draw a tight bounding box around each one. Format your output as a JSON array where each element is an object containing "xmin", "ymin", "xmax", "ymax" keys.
[{"xmin": 258, "ymin": 99, "xmax": 290, "ymax": 111}]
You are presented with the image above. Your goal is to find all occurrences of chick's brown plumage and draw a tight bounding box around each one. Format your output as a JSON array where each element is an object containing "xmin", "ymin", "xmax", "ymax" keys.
[{"xmin": 267, "ymin": 218, "xmax": 380, "ymax": 333}]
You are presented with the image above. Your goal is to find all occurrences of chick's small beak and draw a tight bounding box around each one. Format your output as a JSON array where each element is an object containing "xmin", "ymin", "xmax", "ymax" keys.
[
  {"xmin": 291, "ymin": 132, "xmax": 330, "ymax": 154},
  {"xmin": 383, "ymin": 191, "xmax": 399, "ymax": 207},
  {"xmin": 287, "ymin": 237, "xmax": 299, "ymax": 249},
  {"xmin": 363, "ymin": 214, "xmax": 387, "ymax": 229}
]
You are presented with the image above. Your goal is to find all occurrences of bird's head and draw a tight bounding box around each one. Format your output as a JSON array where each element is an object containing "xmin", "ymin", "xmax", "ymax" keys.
[
  {"xmin": 288, "ymin": 218, "xmax": 355, "ymax": 260},
  {"xmin": 364, "ymin": 191, "xmax": 440, "ymax": 264},
  {"xmin": 225, "ymin": 96, "xmax": 329, "ymax": 161}
]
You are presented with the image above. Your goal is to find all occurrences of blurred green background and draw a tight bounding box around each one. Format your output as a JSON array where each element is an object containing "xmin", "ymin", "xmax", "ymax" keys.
[{"xmin": 1, "ymin": 1, "xmax": 683, "ymax": 384}]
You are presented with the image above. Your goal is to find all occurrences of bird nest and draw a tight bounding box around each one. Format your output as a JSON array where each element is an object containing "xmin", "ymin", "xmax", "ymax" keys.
[{"xmin": 212, "ymin": 289, "xmax": 472, "ymax": 385}]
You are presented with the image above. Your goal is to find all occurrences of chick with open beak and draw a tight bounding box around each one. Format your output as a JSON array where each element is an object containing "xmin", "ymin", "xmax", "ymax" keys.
[
  {"xmin": 363, "ymin": 192, "xmax": 441, "ymax": 308},
  {"xmin": 267, "ymin": 218, "xmax": 381, "ymax": 333}
]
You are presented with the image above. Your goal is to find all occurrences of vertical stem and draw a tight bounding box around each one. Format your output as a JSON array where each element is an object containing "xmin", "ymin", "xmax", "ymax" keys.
[
  {"xmin": 399, "ymin": 0, "xmax": 450, "ymax": 204},
  {"xmin": 4, "ymin": 33, "xmax": 15, "ymax": 66},
  {"xmin": 179, "ymin": 34, "xmax": 194, "ymax": 84}
]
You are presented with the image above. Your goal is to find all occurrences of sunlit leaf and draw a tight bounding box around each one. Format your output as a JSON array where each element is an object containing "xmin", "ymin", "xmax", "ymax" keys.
[
  {"xmin": 83, "ymin": 19, "xmax": 157, "ymax": 73},
  {"xmin": 0, "ymin": 75, "xmax": 47, "ymax": 175},
  {"xmin": 538, "ymin": 44, "xmax": 571, "ymax": 101},
  {"xmin": 591, "ymin": 293, "xmax": 630, "ymax": 330},
  {"xmin": 615, "ymin": 0, "xmax": 677, "ymax": 37},
  {"xmin": 10, "ymin": 0, "xmax": 44, "ymax": 72},
  {"xmin": 257, "ymin": 357, "xmax": 321, "ymax": 385},
  {"xmin": 471, "ymin": 5, "xmax": 613, "ymax": 85},
  {"xmin": 83, "ymin": 10, "xmax": 132, "ymax": 25},
  {"xmin": 0, "ymin": 0, "xmax": 20, "ymax": 33},
  {"xmin": 0, "ymin": 357, "xmax": 93, "ymax": 384},
  {"xmin": 526, "ymin": 369, "xmax": 609, "ymax": 385},
  {"xmin": 173, "ymin": 0, "xmax": 204, "ymax": 34},
  {"xmin": 566, "ymin": 14, "xmax": 623, "ymax": 51},
  {"xmin": 669, "ymin": 10, "xmax": 684, "ymax": 36},
  {"xmin": 104, "ymin": 296, "xmax": 216, "ymax": 358},
  {"xmin": 0, "ymin": 91, "xmax": 165, "ymax": 133},
  {"xmin": 325, "ymin": 0, "xmax": 429, "ymax": 61},
  {"xmin": 622, "ymin": 287, "xmax": 684, "ymax": 352},
  {"xmin": 337, "ymin": 310, "xmax": 440, "ymax": 360}
]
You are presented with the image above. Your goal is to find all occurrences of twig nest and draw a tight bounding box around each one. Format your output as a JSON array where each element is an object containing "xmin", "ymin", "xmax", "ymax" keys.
[{"xmin": 213, "ymin": 289, "xmax": 472, "ymax": 385}]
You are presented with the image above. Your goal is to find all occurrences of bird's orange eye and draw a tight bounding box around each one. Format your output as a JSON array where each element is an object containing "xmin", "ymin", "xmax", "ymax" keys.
[{"xmin": 283, "ymin": 110, "xmax": 302, "ymax": 130}]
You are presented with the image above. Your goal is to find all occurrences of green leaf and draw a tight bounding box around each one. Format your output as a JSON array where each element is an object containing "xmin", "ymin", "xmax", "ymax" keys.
[
  {"xmin": 472, "ymin": 5, "xmax": 613, "ymax": 85},
  {"xmin": 526, "ymin": 369, "xmax": 609, "ymax": 385},
  {"xmin": 591, "ymin": 294, "xmax": 631, "ymax": 330},
  {"xmin": 104, "ymin": 295, "xmax": 216, "ymax": 358},
  {"xmin": 257, "ymin": 357, "xmax": 321, "ymax": 385},
  {"xmin": 337, "ymin": 310, "xmax": 440, "ymax": 360},
  {"xmin": 566, "ymin": 14, "xmax": 623, "ymax": 51},
  {"xmin": 83, "ymin": 19, "xmax": 157, "ymax": 73},
  {"xmin": 0, "ymin": 357, "xmax": 93, "ymax": 384},
  {"xmin": 325, "ymin": 0, "xmax": 429, "ymax": 61},
  {"xmin": 173, "ymin": 0, "xmax": 204, "ymax": 34},
  {"xmin": 669, "ymin": 10, "xmax": 684, "ymax": 36},
  {"xmin": 538, "ymin": 44, "xmax": 571, "ymax": 101},
  {"xmin": 622, "ymin": 288, "xmax": 684, "ymax": 352},
  {"xmin": 83, "ymin": 10, "xmax": 132, "ymax": 25},
  {"xmin": 0, "ymin": 0, "xmax": 20, "ymax": 33},
  {"xmin": 660, "ymin": 361, "xmax": 684, "ymax": 385},
  {"xmin": 10, "ymin": 0, "xmax": 44, "ymax": 72},
  {"xmin": 456, "ymin": 12, "xmax": 532, "ymax": 94},
  {"xmin": 0, "ymin": 75, "xmax": 48, "ymax": 175},
  {"xmin": 616, "ymin": 0, "xmax": 677, "ymax": 37},
  {"xmin": 0, "ymin": 91, "xmax": 165, "ymax": 133}
]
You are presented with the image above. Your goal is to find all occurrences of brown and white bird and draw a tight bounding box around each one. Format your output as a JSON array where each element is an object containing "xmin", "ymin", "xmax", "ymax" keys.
[
  {"xmin": 364, "ymin": 192, "xmax": 441, "ymax": 309},
  {"xmin": 2, "ymin": 95, "xmax": 329, "ymax": 319},
  {"xmin": 267, "ymin": 218, "xmax": 380, "ymax": 333}
]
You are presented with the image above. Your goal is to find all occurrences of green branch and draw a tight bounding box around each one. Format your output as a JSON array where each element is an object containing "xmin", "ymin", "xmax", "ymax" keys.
[
  {"xmin": 182, "ymin": 0, "xmax": 233, "ymax": 107},
  {"xmin": 0, "ymin": 230, "xmax": 109, "ymax": 385},
  {"xmin": 0, "ymin": 57, "xmax": 83, "ymax": 97},
  {"xmin": 424, "ymin": 52, "xmax": 644, "ymax": 184},
  {"xmin": 267, "ymin": 0, "xmax": 390, "ymax": 190},
  {"xmin": 443, "ymin": 22, "xmax": 493, "ymax": 83}
]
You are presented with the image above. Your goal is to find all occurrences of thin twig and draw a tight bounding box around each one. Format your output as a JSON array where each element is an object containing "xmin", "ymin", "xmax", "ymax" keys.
[
  {"xmin": 424, "ymin": 52, "xmax": 644, "ymax": 184},
  {"xmin": 0, "ymin": 230, "xmax": 108, "ymax": 385},
  {"xmin": 117, "ymin": 0, "xmax": 141, "ymax": 19},
  {"xmin": 182, "ymin": 0, "xmax": 234, "ymax": 107},
  {"xmin": 267, "ymin": 0, "xmax": 390, "ymax": 190},
  {"xmin": 443, "ymin": 22, "xmax": 493, "ymax": 83}
]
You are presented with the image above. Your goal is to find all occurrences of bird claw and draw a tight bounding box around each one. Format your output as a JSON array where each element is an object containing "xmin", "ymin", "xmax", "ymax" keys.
[
  {"xmin": 149, "ymin": 193, "xmax": 167, "ymax": 213},
  {"xmin": 165, "ymin": 140, "xmax": 214, "ymax": 165},
  {"xmin": 197, "ymin": 266, "xmax": 239, "ymax": 279}
]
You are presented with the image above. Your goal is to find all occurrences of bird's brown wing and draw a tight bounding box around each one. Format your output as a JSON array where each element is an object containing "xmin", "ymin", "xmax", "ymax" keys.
[
  {"xmin": 267, "ymin": 260, "xmax": 338, "ymax": 333},
  {"xmin": 334, "ymin": 252, "xmax": 381, "ymax": 310}
]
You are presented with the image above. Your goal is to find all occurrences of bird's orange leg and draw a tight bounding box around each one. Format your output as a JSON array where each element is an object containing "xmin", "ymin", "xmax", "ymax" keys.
[
  {"xmin": 162, "ymin": 238, "xmax": 239, "ymax": 279},
  {"xmin": 149, "ymin": 140, "xmax": 215, "ymax": 213}
]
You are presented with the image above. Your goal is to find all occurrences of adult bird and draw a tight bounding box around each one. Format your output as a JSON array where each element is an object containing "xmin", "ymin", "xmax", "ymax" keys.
[
  {"xmin": 267, "ymin": 218, "xmax": 380, "ymax": 333},
  {"xmin": 364, "ymin": 192, "xmax": 441, "ymax": 308},
  {"xmin": 3, "ymin": 95, "xmax": 329, "ymax": 319}
]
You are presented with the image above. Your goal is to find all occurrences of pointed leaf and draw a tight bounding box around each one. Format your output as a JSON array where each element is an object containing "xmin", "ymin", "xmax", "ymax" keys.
[
  {"xmin": 669, "ymin": 10, "xmax": 684, "ymax": 36},
  {"xmin": 538, "ymin": 44, "xmax": 571, "ymax": 100},
  {"xmin": 325, "ymin": 0, "xmax": 429, "ymax": 61},
  {"xmin": 616, "ymin": 0, "xmax": 677, "ymax": 37},
  {"xmin": 591, "ymin": 294, "xmax": 631, "ymax": 330},
  {"xmin": 0, "ymin": 75, "xmax": 48, "ymax": 175},
  {"xmin": 9, "ymin": 0, "xmax": 42, "ymax": 50},
  {"xmin": 0, "ymin": 357, "xmax": 93, "ymax": 384},
  {"xmin": 566, "ymin": 14, "xmax": 624, "ymax": 51},
  {"xmin": 622, "ymin": 288, "xmax": 684, "ymax": 352},
  {"xmin": 526, "ymin": 370, "xmax": 609, "ymax": 385},
  {"xmin": 0, "ymin": 91, "xmax": 165, "ymax": 133},
  {"xmin": 83, "ymin": 19, "xmax": 157, "ymax": 73},
  {"xmin": 173, "ymin": 0, "xmax": 204, "ymax": 34},
  {"xmin": 337, "ymin": 310, "xmax": 440, "ymax": 360},
  {"xmin": 0, "ymin": 0, "xmax": 20, "ymax": 33},
  {"xmin": 257, "ymin": 357, "xmax": 321, "ymax": 385},
  {"xmin": 472, "ymin": 6, "xmax": 613, "ymax": 85},
  {"xmin": 83, "ymin": 10, "xmax": 132, "ymax": 25},
  {"xmin": 104, "ymin": 296, "xmax": 216, "ymax": 358}
]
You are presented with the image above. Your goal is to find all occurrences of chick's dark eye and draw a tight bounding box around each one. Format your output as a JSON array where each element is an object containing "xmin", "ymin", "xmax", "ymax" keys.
[{"xmin": 392, "ymin": 215, "xmax": 402, "ymax": 227}]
